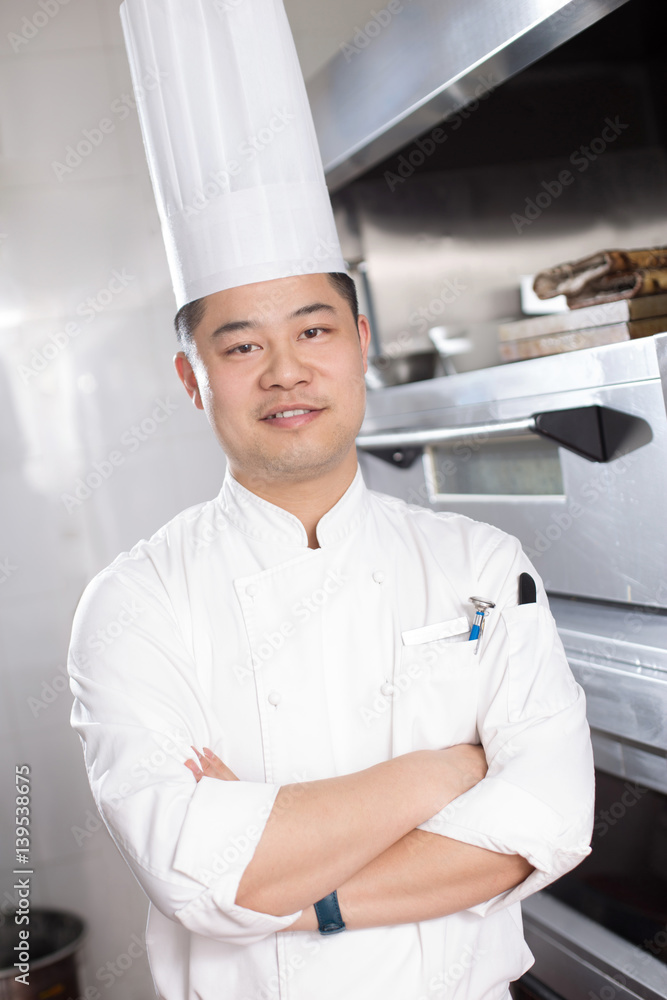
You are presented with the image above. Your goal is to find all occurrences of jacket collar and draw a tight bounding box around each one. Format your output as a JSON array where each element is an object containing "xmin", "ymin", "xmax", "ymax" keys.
[{"xmin": 218, "ymin": 462, "xmax": 371, "ymax": 549}]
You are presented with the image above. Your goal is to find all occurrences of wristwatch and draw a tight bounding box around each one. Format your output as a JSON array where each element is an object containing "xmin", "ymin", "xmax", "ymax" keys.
[{"xmin": 313, "ymin": 890, "xmax": 346, "ymax": 935}]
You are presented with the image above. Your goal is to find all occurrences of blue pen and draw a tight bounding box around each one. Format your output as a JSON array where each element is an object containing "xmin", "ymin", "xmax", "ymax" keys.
[{"xmin": 468, "ymin": 597, "xmax": 496, "ymax": 654}]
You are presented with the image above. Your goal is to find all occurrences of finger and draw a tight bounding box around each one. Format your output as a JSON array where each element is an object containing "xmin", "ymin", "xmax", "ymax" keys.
[
  {"xmin": 192, "ymin": 746, "xmax": 218, "ymax": 776},
  {"xmin": 184, "ymin": 758, "xmax": 203, "ymax": 782},
  {"xmin": 192, "ymin": 746, "xmax": 240, "ymax": 781},
  {"xmin": 205, "ymin": 758, "xmax": 233, "ymax": 779},
  {"xmin": 193, "ymin": 746, "xmax": 222, "ymax": 770},
  {"xmin": 200, "ymin": 747, "xmax": 234, "ymax": 778}
]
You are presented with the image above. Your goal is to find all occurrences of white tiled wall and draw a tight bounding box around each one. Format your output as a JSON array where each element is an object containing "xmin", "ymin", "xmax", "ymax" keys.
[{"xmin": 0, "ymin": 2, "xmax": 228, "ymax": 997}]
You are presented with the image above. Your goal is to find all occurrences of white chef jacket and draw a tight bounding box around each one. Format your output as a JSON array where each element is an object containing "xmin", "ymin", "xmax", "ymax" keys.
[{"xmin": 68, "ymin": 462, "xmax": 595, "ymax": 1000}]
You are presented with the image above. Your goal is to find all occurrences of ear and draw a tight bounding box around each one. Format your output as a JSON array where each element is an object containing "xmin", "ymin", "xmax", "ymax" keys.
[
  {"xmin": 357, "ymin": 315, "xmax": 372, "ymax": 373},
  {"xmin": 174, "ymin": 352, "xmax": 204, "ymax": 410}
]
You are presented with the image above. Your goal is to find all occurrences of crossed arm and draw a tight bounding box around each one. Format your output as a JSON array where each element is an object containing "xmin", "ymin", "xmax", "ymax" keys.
[{"xmin": 185, "ymin": 745, "xmax": 534, "ymax": 932}]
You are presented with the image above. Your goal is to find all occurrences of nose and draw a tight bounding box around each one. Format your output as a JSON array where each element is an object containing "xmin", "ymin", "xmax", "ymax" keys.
[{"xmin": 258, "ymin": 340, "xmax": 313, "ymax": 391}]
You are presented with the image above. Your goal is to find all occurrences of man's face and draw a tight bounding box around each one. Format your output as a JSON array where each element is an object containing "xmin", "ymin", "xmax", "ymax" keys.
[{"xmin": 174, "ymin": 273, "xmax": 371, "ymax": 491}]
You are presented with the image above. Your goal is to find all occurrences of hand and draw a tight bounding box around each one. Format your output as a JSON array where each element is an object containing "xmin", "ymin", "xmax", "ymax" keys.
[{"xmin": 184, "ymin": 746, "xmax": 239, "ymax": 783}]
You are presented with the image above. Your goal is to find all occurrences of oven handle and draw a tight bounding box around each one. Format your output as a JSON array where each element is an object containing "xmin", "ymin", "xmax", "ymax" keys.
[{"xmin": 356, "ymin": 405, "xmax": 651, "ymax": 468}]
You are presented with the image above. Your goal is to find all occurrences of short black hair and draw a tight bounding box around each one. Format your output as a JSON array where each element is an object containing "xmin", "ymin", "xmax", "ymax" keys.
[
  {"xmin": 174, "ymin": 296, "xmax": 207, "ymax": 351},
  {"xmin": 174, "ymin": 272, "xmax": 358, "ymax": 350},
  {"xmin": 326, "ymin": 272, "xmax": 358, "ymax": 326}
]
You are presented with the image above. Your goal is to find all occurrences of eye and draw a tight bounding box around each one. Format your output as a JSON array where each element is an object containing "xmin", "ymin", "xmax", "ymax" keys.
[
  {"xmin": 226, "ymin": 343, "xmax": 259, "ymax": 355},
  {"xmin": 299, "ymin": 327, "xmax": 326, "ymax": 340}
]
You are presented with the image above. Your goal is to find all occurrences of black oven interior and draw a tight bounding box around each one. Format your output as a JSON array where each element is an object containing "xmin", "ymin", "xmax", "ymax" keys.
[
  {"xmin": 546, "ymin": 770, "xmax": 667, "ymax": 962},
  {"xmin": 513, "ymin": 769, "xmax": 667, "ymax": 1000}
]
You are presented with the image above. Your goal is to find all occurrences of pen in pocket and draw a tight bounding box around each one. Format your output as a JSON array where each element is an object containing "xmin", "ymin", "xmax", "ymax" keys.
[
  {"xmin": 518, "ymin": 573, "xmax": 537, "ymax": 605},
  {"xmin": 468, "ymin": 596, "xmax": 495, "ymax": 654}
]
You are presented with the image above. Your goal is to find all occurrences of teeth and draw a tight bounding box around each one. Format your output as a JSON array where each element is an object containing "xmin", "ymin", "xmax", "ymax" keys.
[{"xmin": 268, "ymin": 409, "xmax": 312, "ymax": 419}]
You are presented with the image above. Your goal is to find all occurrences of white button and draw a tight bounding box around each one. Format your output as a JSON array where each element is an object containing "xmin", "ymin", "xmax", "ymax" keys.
[
  {"xmin": 372, "ymin": 571, "xmax": 385, "ymax": 584},
  {"xmin": 380, "ymin": 682, "xmax": 394, "ymax": 696},
  {"xmin": 267, "ymin": 690, "xmax": 282, "ymax": 706},
  {"xmin": 245, "ymin": 584, "xmax": 258, "ymax": 597}
]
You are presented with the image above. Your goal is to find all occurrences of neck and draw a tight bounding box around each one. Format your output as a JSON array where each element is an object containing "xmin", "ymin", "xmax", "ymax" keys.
[{"xmin": 231, "ymin": 450, "xmax": 358, "ymax": 549}]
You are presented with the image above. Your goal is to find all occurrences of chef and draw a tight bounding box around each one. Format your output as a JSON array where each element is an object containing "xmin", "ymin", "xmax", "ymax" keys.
[{"xmin": 67, "ymin": 2, "xmax": 595, "ymax": 999}]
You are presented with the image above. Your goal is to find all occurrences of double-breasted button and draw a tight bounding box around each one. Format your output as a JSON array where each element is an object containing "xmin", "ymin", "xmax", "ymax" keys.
[{"xmin": 267, "ymin": 690, "xmax": 282, "ymax": 706}]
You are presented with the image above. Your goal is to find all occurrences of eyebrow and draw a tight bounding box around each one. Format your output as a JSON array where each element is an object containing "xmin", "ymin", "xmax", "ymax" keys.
[
  {"xmin": 210, "ymin": 318, "xmax": 259, "ymax": 339},
  {"xmin": 288, "ymin": 302, "xmax": 337, "ymax": 319},
  {"xmin": 210, "ymin": 302, "xmax": 337, "ymax": 339}
]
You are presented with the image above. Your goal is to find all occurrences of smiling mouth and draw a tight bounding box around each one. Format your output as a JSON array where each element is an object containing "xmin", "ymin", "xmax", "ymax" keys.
[
  {"xmin": 260, "ymin": 407, "xmax": 324, "ymax": 427},
  {"xmin": 263, "ymin": 408, "xmax": 317, "ymax": 420}
]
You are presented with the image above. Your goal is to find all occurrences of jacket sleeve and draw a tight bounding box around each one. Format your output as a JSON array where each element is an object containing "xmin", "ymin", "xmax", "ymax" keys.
[
  {"xmin": 68, "ymin": 563, "xmax": 302, "ymax": 945},
  {"xmin": 417, "ymin": 530, "xmax": 595, "ymax": 916}
]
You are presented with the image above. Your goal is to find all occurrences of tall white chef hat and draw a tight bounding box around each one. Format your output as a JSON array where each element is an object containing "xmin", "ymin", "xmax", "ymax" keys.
[{"xmin": 120, "ymin": 0, "xmax": 347, "ymax": 309}]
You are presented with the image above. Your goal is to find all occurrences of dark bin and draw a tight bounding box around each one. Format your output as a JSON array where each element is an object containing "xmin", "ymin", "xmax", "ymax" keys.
[{"xmin": 0, "ymin": 909, "xmax": 86, "ymax": 1000}]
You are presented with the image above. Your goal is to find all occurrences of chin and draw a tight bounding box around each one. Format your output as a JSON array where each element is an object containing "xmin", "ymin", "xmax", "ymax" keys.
[{"xmin": 248, "ymin": 443, "xmax": 354, "ymax": 482}]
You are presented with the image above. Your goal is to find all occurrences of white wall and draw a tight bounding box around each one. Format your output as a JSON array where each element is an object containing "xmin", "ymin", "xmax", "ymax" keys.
[
  {"xmin": 0, "ymin": 2, "xmax": 226, "ymax": 997},
  {"xmin": 285, "ymin": 0, "xmax": 379, "ymax": 78}
]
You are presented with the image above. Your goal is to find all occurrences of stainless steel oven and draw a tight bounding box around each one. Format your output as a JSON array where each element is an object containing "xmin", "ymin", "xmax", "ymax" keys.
[{"xmin": 356, "ymin": 334, "xmax": 667, "ymax": 998}]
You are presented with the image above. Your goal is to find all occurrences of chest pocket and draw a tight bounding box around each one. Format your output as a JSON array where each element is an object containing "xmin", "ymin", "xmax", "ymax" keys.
[{"xmin": 392, "ymin": 634, "xmax": 480, "ymax": 755}]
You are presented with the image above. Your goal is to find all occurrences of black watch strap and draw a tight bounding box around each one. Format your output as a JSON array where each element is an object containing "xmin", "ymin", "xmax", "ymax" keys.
[{"xmin": 313, "ymin": 890, "xmax": 346, "ymax": 935}]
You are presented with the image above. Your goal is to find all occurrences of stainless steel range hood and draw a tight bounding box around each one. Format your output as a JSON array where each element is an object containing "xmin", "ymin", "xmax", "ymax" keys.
[{"xmin": 307, "ymin": 0, "xmax": 632, "ymax": 191}]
